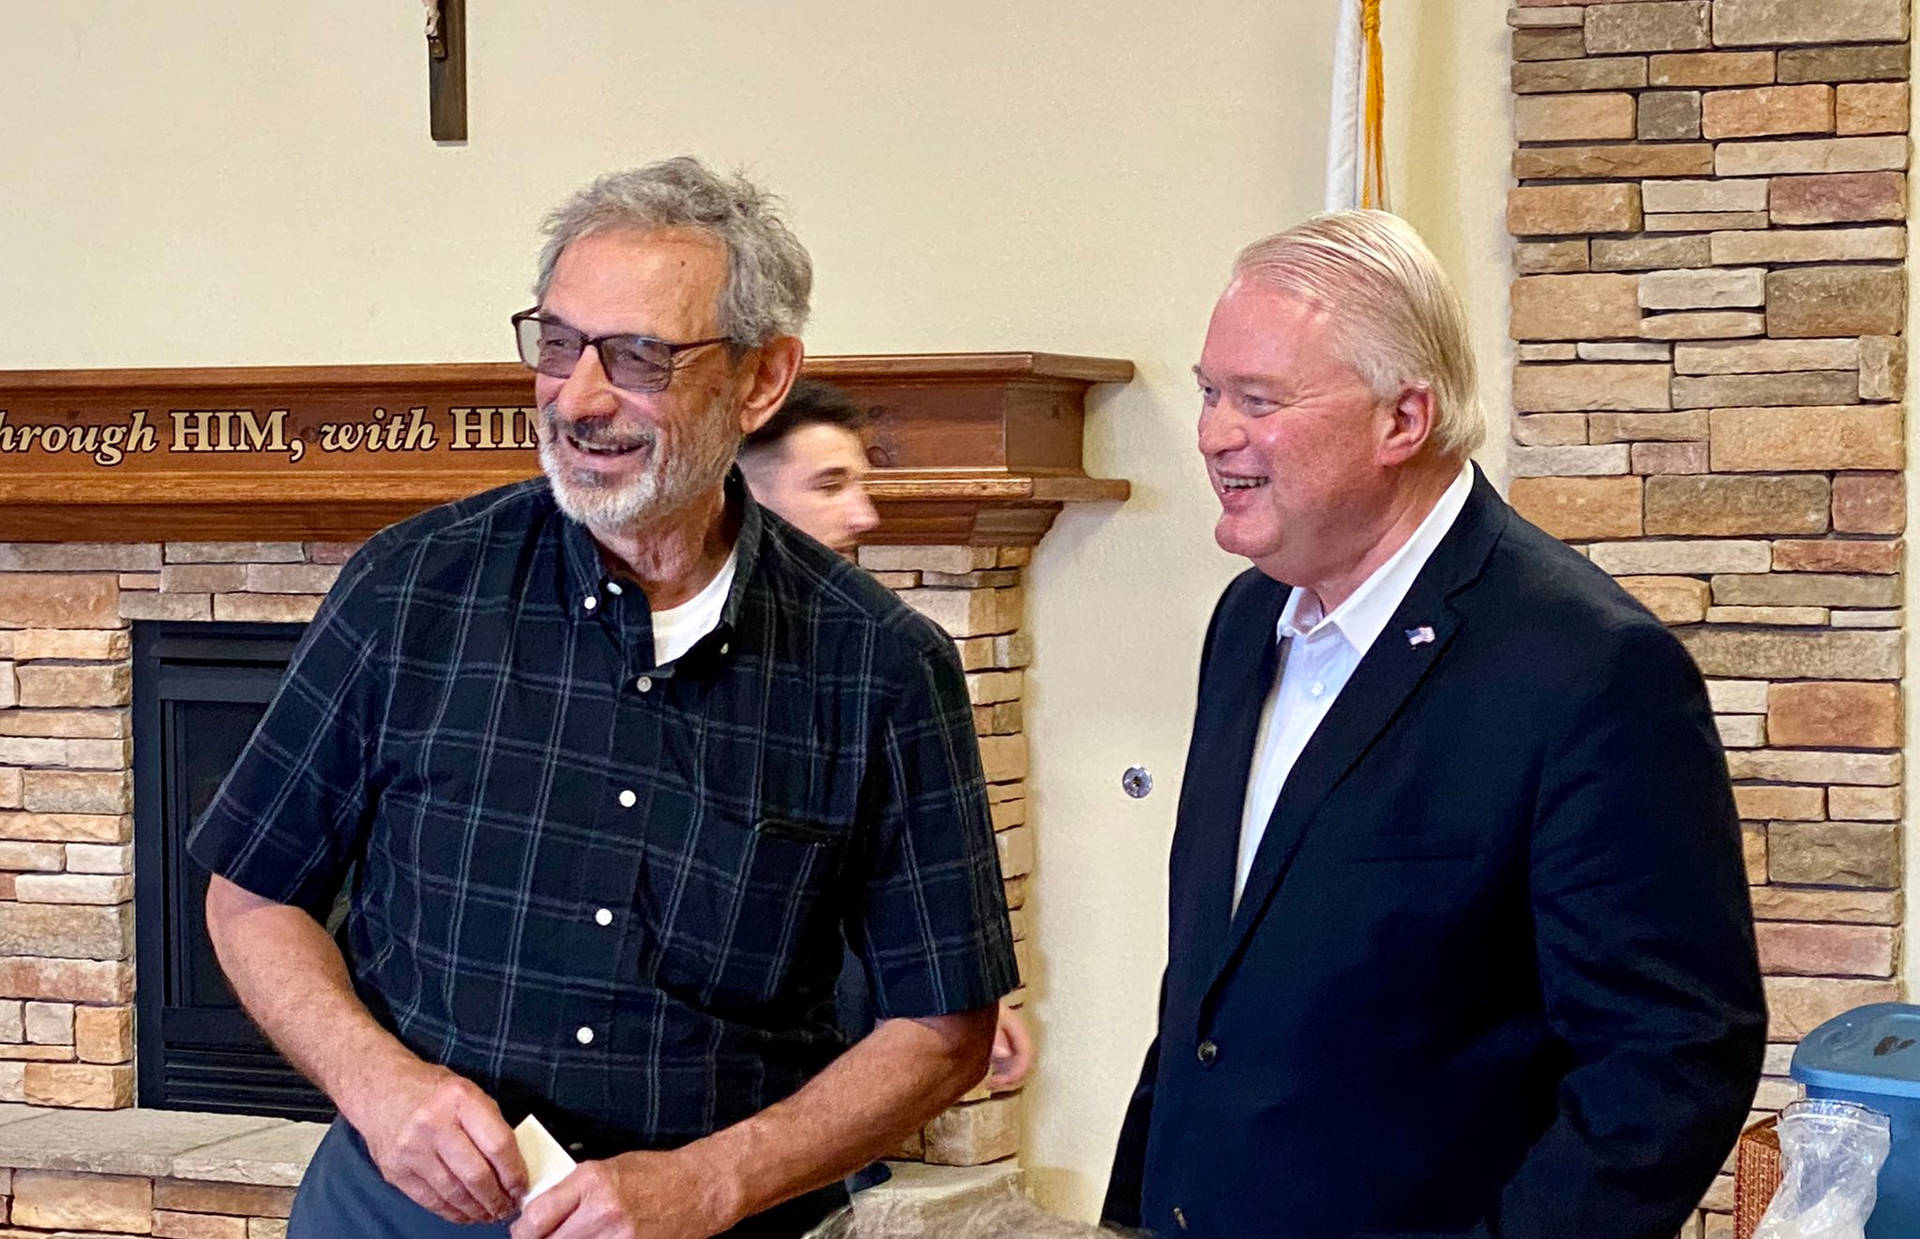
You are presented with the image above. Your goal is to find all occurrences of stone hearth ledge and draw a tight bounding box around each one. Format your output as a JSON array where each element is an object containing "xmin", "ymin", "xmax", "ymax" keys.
[
  {"xmin": 0, "ymin": 1103, "xmax": 1017, "ymax": 1206},
  {"xmin": 0, "ymin": 1105, "xmax": 319, "ymax": 1185}
]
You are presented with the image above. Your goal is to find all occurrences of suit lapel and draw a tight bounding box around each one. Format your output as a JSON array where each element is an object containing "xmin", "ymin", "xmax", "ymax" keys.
[
  {"xmin": 1170, "ymin": 576, "xmax": 1286, "ymax": 1007},
  {"xmin": 1202, "ymin": 468, "xmax": 1509, "ymax": 1000}
]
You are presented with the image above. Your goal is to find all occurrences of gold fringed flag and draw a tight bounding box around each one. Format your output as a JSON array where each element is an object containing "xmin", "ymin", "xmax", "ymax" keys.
[{"xmin": 1324, "ymin": 0, "xmax": 1390, "ymax": 211}]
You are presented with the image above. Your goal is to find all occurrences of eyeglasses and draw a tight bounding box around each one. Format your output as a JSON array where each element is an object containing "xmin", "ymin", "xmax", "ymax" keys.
[{"xmin": 511, "ymin": 309, "xmax": 731, "ymax": 394}]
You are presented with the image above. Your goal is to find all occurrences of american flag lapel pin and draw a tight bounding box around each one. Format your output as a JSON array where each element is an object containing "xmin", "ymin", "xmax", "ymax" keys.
[{"xmin": 1405, "ymin": 625, "xmax": 1435, "ymax": 648}]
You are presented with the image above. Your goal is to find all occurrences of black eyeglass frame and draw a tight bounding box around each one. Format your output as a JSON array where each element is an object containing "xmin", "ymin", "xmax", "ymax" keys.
[{"xmin": 511, "ymin": 308, "xmax": 734, "ymax": 394}]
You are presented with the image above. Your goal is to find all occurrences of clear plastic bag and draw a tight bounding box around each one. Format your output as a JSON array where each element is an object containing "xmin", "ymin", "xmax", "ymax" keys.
[{"xmin": 1754, "ymin": 1098, "xmax": 1894, "ymax": 1239}]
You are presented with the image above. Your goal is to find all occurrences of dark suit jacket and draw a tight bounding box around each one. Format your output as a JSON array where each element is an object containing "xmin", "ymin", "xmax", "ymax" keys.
[{"xmin": 1105, "ymin": 470, "xmax": 1765, "ymax": 1239}]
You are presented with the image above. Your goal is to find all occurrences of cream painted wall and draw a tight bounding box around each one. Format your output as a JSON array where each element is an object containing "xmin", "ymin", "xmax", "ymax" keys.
[
  {"xmin": 1386, "ymin": 1, "xmax": 1516, "ymax": 491},
  {"xmin": 1, "ymin": 0, "xmax": 1510, "ymax": 1219}
]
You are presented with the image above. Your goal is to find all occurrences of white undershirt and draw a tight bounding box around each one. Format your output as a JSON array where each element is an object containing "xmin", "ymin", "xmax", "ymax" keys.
[
  {"xmin": 649, "ymin": 548, "xmax": 737, "ymax": 666},
  {"xmin": 1233, "ymin": 465, "xmax": 1474, "ymax": 907}
]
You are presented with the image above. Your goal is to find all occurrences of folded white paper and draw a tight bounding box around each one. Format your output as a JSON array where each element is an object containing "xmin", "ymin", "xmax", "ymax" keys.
[{"xmin": 514, "ymin": 1114, "xmax": 577, "ymax": 1203}]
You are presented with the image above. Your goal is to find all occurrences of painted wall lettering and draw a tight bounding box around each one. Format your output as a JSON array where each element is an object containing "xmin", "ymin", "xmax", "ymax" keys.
[
  {"xmin": 169, "ymin": 409, "xmax": 306, "ymax": 462},
  {"xmin": 0, "ymin": 405, "xmax": 545, "ymax": 467},
  {"xmin": 0, "ymin": 410, "xmax": 160, "ymax": 466},
  {"xmin": 449, "ymin": 407, "xmax": 540, "ymax": 450},
  {"xmin": 317, "ymin": 407, "xmax": 437, "ymax": 453}
]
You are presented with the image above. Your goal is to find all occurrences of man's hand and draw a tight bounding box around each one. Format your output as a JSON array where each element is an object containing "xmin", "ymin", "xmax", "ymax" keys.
[
  {"xmin": 509, "ymin": 1146, "xmax": 742, "ymax": 1239},
  {"xmin": 509, "ymin": 1006, "xmax": 995, "ymax": 1237},
  {"xmin": 201, "ymin": 876, "xmax": 528, "ymax": 1223},
  {"xmin": 985, "ymin": 1003, "xmax": 1034, "ymax": 1092},
  {"xmin": 347, "ymin": 1055, "xmax": 528, "ymax": 1224}
]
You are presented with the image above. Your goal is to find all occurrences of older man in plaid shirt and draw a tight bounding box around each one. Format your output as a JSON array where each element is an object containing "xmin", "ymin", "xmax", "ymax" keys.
[{"xmin": 190, "ymin": 158, "xmax": 1016, "ymax": 1239}]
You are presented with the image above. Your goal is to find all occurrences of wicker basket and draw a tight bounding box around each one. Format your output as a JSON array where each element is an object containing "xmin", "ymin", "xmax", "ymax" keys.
[{"xmin": 1734, "ymin": 1114, "xmax": 1782, "ymax": 1239}]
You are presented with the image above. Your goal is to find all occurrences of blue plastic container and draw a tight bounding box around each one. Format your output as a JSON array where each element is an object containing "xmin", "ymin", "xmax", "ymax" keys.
[{"xmin": 1791, "ymin": 1002, "xmax": 1920, "ymax": 1238}]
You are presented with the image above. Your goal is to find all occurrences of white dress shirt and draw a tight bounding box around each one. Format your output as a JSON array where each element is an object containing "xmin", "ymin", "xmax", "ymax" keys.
[{"xmin": 1233, "ymin": 465, "xmax": 1474, "ymax": 906}]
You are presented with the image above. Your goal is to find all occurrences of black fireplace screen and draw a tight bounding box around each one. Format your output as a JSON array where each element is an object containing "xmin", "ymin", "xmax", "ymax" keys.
[{"xmin": 132, "ymin": 620, "xmax": 335, "ymax": 1121}]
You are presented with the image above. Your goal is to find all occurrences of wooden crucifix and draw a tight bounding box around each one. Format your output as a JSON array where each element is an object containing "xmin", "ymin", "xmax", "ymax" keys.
[{"xmin": 423, "ymin": 0, "xmax": 467, "ymax": 141}]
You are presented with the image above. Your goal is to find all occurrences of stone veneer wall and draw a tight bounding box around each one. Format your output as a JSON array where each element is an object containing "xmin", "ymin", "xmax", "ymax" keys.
[
  {"xmin": 0, "ymin": 536, "xmax": 1034, "ymax": 1170},
  {"xmin": 0, "ymin": 1168, "xmax": 295, "ymax": 1239},
  {"xmin": 0, "ymin": 1162, "xmax": 300, "ymax": 1239},
  {"xmin": 1505, "ymin": 2, "xmax": 1910, "ymax": 1235},
  {"xmin": 0, "ymin": 539, "xmax": 353, "ymax": 1115}
]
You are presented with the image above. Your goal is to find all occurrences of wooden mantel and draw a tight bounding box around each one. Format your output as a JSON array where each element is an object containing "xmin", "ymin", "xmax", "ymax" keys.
[{"xmin": 0, "ymin": 353, "xmax": 1131, "ymax": 545}]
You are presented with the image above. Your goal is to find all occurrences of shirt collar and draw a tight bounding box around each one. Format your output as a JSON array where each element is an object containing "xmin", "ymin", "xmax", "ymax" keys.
[
  {"xmin": 1277, "ymin": 463, "xmax": 1474, "ymax": 652},
  {"xmin": 717, "ymin": 468, "xmax": 767, "ymax": 632},
  {"xmin": 558, "ymin": 466, "xmax": 767, "ymax": 653}
]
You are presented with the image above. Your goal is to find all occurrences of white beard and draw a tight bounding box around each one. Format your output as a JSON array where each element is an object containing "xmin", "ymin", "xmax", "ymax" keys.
[{"xmin": 539, "ymin": 394, "xmax": 739, "ymax": 534}]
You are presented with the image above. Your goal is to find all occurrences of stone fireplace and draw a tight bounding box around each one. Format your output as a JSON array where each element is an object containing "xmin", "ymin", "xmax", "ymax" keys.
[
  {"xmin": 0, "ymin": 353, "xmax": 1128, "ymax": 1230},
  {"xmin": 131, "ymin": 618, "xmax": 327, "ymax": 1121}
]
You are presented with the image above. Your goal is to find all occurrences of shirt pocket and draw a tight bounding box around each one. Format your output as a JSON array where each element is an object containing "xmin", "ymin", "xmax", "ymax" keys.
[{"xmin": 638, "ymin": 805, "xmax": 843, "ymax": 1013}]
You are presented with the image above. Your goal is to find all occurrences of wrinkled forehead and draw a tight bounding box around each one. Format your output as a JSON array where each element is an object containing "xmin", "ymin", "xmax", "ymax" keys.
[{"xmin": 543, "ymin": 226, "xmax": 730, "ymax": 333}]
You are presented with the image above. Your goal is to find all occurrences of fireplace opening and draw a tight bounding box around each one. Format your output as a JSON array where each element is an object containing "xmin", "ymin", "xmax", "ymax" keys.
[{"xmin": 132, "ymin": 620, "xmax": 334, "ymax": 1121}]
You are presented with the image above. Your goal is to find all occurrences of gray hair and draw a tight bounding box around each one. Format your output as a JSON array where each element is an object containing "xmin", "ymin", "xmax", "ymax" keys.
[
  {"xmin": 534, "ymin": 157, "xmax": 813, "ymax": 347},
  {"xmin": 1232, "ymin": 209, "xmax": 1485, "ymax": 461}
]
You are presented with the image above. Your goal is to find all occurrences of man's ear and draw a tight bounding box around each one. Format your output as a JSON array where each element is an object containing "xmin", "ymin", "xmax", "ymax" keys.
[
  {"xmin": 1378, "ymin": 383, "xmax": 1436, "ymax": 467},
  {"xmin": 736, "ymin": 335, "xmax": 805, "ymax": 437}
]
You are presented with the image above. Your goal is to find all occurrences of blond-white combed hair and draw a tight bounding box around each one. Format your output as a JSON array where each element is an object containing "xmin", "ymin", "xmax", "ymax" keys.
[{"xmin": 1231, "ymin": 209, "xmax": 1484, "ymax": 461}]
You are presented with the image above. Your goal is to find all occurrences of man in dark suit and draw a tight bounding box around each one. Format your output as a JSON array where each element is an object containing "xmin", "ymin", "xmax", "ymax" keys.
[{"xmin": 1104, "ymin": 211, "xmax": 1765, "ymax": 1239}]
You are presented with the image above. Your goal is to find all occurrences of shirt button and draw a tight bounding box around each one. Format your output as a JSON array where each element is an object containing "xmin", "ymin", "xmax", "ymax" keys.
[
  {"xmin": 1172, "ymin": 1206, "xmax": 1189, "ymax": 1230},
  {"xmin": 636, "ymin": 675, "xmax": 653, "ymax": 693},
  {"xmin": 594, "ymin": 908, "xmax": 613, "ymax": 926},
  {"xmin": 1197, "ymin": 1039, "xmax": 1219, "ymax": 1066},
  {"xmin": 606, "ymin": 581, "xmax": 624, "ymax": 595},
  {"xmin": 1311, "ymin": 681, "xmax": 1326, "ymax": 697},
  {"xmin": 719, "ymin": 642, "xmax": 730, "ymax": 655},
  {"xmin": 618, "ymin": 789, "xmax": 637, "ymax": 808},
  {"xmin": 575, "ymin": 1026, "xmax": 594, "ymax": 1045},
  {"xmin": 567, "ymin": 1141, "xmax": 585, "ymax": 1153},
  {"xmin": 582, "ymin": 595, "xmax": 598, "ymax": 612}
]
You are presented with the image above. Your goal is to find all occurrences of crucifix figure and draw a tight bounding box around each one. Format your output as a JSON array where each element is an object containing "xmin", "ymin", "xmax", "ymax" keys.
[{"xmin": 421, "ymin": 0, "xmax": 466, "ymax": 141}]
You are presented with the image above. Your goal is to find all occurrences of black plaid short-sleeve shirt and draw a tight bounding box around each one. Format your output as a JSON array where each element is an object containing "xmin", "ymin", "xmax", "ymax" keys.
[{"xmin": 188, "ymin": 472, "xmax": 1017, "ymax": 1154}]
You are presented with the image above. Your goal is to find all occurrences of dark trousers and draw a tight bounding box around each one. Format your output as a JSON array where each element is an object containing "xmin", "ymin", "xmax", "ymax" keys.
[
  {"xmin": 289, "ymin": 1120, "xmax": 507, "ymax": 1239},
  {"xmin": 289, "ymin": 1118, "xmax": 844, "ymax": 1239}
]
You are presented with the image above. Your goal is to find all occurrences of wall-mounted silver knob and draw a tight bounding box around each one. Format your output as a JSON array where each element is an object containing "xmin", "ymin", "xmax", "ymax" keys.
[{"xmin": 1122, "ymin": 767, "xmax": 1153, "ymax": 799}]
